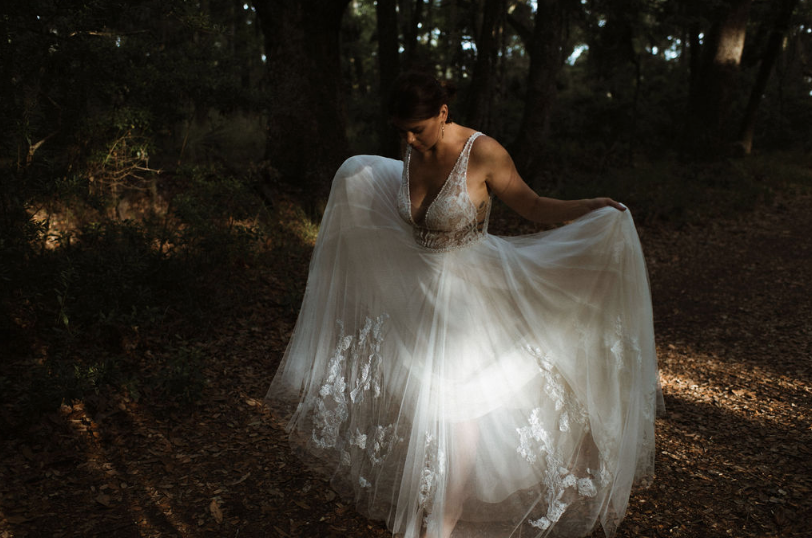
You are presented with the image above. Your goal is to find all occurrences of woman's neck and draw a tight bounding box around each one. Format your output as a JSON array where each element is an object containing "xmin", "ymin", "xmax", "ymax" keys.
[{"xmin": 422, "ymin": 122, "xmax": 457, "ymax": 161}]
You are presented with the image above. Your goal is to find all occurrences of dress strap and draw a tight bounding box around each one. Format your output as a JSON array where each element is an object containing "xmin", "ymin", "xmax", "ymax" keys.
[
  {"xmin": 462, "ymin": 132, "xmax": 482, "ymax": 159},
  {"xmin": 456, "ymin": 132, "xmax": 482, "ymax": 178}
]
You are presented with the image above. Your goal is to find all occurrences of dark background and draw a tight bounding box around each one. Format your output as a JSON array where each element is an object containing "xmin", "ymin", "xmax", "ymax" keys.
[{"xmin": 1, "ymin": 1, "xmax": 811, "ymax": 536}]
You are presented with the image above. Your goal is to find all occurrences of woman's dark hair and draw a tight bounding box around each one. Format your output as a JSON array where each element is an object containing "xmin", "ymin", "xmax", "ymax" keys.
[{"xmin": 387, "ymin": 70, "xmax": 456, "ymax": 123}]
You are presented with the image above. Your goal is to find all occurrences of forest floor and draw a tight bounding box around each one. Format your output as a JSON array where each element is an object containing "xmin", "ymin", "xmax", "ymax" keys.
[{"xmin": 1, "ymin": 191, "xmax": 811, "ymax": 538}]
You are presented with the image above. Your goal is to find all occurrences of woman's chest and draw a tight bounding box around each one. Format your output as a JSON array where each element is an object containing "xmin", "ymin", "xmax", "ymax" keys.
[
  {"xmin": 398, "ymin": 161, "xmax": 479, "ymax": 232},
  {"xmin": 407, "ymin": 156, "xmax": 460, "ymax": 220}
]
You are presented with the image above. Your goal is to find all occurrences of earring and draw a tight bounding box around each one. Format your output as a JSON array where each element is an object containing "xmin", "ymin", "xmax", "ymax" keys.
[{"xmin": 442, "ymin": 123, "xmax": 445, "ymax": 139}]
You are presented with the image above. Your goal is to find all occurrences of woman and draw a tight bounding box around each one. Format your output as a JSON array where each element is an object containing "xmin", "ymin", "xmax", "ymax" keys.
[{"xmin": 266, "ymin": 70, "xmax": 663, "ymax": 538}]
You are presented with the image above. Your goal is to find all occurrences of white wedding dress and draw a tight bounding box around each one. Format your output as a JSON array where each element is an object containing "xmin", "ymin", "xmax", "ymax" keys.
[{"xmin": 266, "ymin": 133, "xmax": 663, "ymax": 538}]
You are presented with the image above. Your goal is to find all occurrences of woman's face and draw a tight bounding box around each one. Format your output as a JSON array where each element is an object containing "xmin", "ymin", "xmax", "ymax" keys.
[{"xmin": 391, "ymin": 105, "xmax": 448, "ymax": 152}]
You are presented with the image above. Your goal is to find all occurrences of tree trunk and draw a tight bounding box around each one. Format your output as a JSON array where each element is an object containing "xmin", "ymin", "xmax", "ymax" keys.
[
  {"xmin": 377, "ymin": 0, "xmax": 401, "ymax": 158},
  {"xmin": 512, "ymin": 0, "xmax": 572, "ymax": 189},
  {"xmin": 680, "ymin": 0, "xmax": 705, "ymax": 99},
  {"xmin": 401, "ymin": 0, "xmax": 425, "ymax": 67},
  {"xmin": 232, "ymin": 0, "xmax": 252, "ymax": 92},
  {"xmin": 688, "ymin": 27, "xmax": 702, "ymax": 98},
  {"xmin": 464, "ymin": 0, "xmax": 505, "ymax": 131},
  {"xmin": 253, "ymin": 0, "xmax": 351, "ymax": 202},
  {"xmin": 443, "ymin": 0, "xmax": 463, "ymax": 81},
  {"xmin": 684, "ymin": 0, "xmax": 753, "ymax": 157},
  {"xmin": 737, "ymin": 0, "xmax": 800, "ymax": 155}
]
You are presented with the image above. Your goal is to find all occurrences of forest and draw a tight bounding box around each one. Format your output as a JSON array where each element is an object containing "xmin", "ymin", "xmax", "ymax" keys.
[{"xmin": 1, "ymin": 0, "xmax": 811, "ymax": 537}]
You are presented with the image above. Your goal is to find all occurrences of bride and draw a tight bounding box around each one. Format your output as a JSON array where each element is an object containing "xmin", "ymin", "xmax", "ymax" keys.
[{"xmin": 265, "ymin": 70, "xmax": 663, "ymax": 538}]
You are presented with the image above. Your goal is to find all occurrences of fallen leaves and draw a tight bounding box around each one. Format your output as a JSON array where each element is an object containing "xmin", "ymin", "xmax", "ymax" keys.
[
  {"xmin": 209, "ymin": 498, "xmax": 223, "ymax": 524},
  {"xmin": 1, "ymin": 194, "xmax": 811, "ymax": 537}
]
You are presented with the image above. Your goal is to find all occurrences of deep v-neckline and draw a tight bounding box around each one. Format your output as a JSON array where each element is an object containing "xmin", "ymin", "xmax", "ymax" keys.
[{"xmin": 405, "ymin": 133, "xmax": 476, "ymax": 225}]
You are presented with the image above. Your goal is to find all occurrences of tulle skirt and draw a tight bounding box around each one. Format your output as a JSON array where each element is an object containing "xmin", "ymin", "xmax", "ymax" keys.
[{"xmin": 266, "ymin": 155, "xmax": 663, "ymax": 537}]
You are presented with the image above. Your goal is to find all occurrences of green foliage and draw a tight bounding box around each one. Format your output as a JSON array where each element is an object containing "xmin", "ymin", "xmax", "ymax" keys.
[
  {"xmin": 151, "ymin": 339, "xmax": 209, "ymax": 405},
  {"xmin": 732, "ymin": 151, "xmax": 812, "ymax": 194},
  {"xmin": 3, "ymin": 0, "xmax": 811, "ymax": 425},
  {"xmin": 2, "ymin": 164, "xmax": 269, "ymax": 418},
  {"xmin": 1, "ymin": 0, "xmax": 265, "ymax": 178},
  {"xmin": 167, "ymin": 167, "xmax": 268, "ymax": 284},
  {"xmin": 21, "ymin": 356, "xmax": 125, "ymax": 416},
  {"xmin": 551, "ymin": 149, "xmax": 812, "ymax": 226}
]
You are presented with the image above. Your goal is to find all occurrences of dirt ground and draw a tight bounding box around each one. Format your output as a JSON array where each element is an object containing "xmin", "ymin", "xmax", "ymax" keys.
[{"xmin": 2, "ymin": 193, "xmax": 810, "ymax": 538}]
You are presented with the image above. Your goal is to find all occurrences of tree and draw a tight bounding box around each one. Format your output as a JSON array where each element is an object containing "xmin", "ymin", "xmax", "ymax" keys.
[
  {"xmin": 737, "ymin": 0, "xmax": 801, "ymax": 154},
  {"xmin": 684, "ymin": 0, "xmax": 753, "ymax": 156},
  {"xmin": 511, "ymin": 0, "xmax": 578, "ymax": 188},
  {"xmin": 253, "ymin": 0, "xmax": 352, "ymax": 201},
  {"xmin": 377, "ymin": 0, "xmax": 401, "ymax": 158},
  {"xmin": 464, "ymin": 0, "xmax": 507, "ymax": 131},
  {"xmin": 400, "ymin": 0, "xmax": 427, "ymax": 66}
]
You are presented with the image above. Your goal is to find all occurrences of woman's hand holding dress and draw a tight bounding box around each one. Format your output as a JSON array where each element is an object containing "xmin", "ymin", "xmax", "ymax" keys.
[{"xmin": 470, "ymin": 136, "xmax": 625, "ymax": 224}]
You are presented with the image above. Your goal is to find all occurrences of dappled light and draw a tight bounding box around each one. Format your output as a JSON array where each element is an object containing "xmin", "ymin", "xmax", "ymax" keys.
[
  {"xmin": 3, "ymin": 0, "xmax": 812, "ymax": 537},
  {"xmin": 3, "ymin": 189, "xmax": 810, "ymax": 537}
]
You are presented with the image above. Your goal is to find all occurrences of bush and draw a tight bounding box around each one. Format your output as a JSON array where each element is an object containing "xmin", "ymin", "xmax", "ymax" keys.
[{"xmin": 1, "ymin": 164, "xmax": 269, "ymax": 421}]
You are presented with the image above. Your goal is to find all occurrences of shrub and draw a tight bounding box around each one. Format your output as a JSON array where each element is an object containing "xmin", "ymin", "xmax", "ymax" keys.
[{"xmin": 2, "ymin": 164, "xmax": 269, "ymax": 420}]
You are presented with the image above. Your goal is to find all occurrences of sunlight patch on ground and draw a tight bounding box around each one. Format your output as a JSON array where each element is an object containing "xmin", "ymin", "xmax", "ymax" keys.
[
  {"xmin": 115, "ymin": 401, "xmax": 192, "ymax": 535},
  {"xmin": 56, "ymin": 401, "xmax": 187, "ymax": 536},
  {"xmin": 656, "ymin": 345, "xmax": 809, "ymax": 431},
  {"xmin": 275, "ymin": 200, "xmax": 319, "ymax": 248}
]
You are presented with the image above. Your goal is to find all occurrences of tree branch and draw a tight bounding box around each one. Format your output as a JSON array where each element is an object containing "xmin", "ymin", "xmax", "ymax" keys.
[
  {"xmin": 26, "ymin": 131, "xmax": 59, "ymax": 166},
  {"xmin": 68, "ymin": 30, "xmax": 151, "ymax": 38}
]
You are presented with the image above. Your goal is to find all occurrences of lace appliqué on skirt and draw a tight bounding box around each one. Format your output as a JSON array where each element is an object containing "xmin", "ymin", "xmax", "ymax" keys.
[
  {"xmin": 309, "ymin": 314, "xmax": 400, "ymax": 480},
  {"xmin": 519, "ymin": 346, "xmax": 607, "ymax": 532},
  {"xmin": 267, "ymin": 154, "xmax": 661, "ymax": 538}
]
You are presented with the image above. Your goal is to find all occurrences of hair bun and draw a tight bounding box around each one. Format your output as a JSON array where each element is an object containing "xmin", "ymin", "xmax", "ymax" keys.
[
  {"xmin": 439, "ymin": 79, "xmax": 458, "ymax": 102},
  {"xmin": 388, "ymin": 69, "xmax": 456, "ymax": 121}
]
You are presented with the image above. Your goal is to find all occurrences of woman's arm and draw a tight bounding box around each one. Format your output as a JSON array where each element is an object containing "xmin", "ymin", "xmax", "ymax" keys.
[{"xmin": 477, "ymin": 137, "xmax": 625, "ymax": 224}]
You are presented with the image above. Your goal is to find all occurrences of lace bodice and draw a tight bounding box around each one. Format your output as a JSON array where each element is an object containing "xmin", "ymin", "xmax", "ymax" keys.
[{"xmin": 397, "ymin": 132, "xmax": 491, "ymax": 251}]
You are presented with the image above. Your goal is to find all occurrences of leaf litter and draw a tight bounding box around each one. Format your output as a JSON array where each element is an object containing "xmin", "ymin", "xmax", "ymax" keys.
[{"xmin": 1, "ymin": 194, "xmax": 810, "ymax": 537}]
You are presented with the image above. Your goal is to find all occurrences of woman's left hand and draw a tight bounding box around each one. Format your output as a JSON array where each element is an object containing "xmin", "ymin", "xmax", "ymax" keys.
[{"xmin": 587, "ymin": 198, "xmax": 627, "ymax": 212}]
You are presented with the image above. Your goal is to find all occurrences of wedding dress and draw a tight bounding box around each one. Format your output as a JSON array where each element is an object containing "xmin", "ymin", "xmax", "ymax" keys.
[{"xmin": 265, "ymin": 133, "xmax": 663, "ymax": 538}]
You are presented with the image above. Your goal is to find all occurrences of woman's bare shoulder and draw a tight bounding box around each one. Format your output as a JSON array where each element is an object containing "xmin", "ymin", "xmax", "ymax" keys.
[
  {"xmin": 472, "ymin": 133, "xmax": 505, "ymax": 151},
  {"xmin": 470, "ymin": 133, "xmax": 512, "ymax": 169}
]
